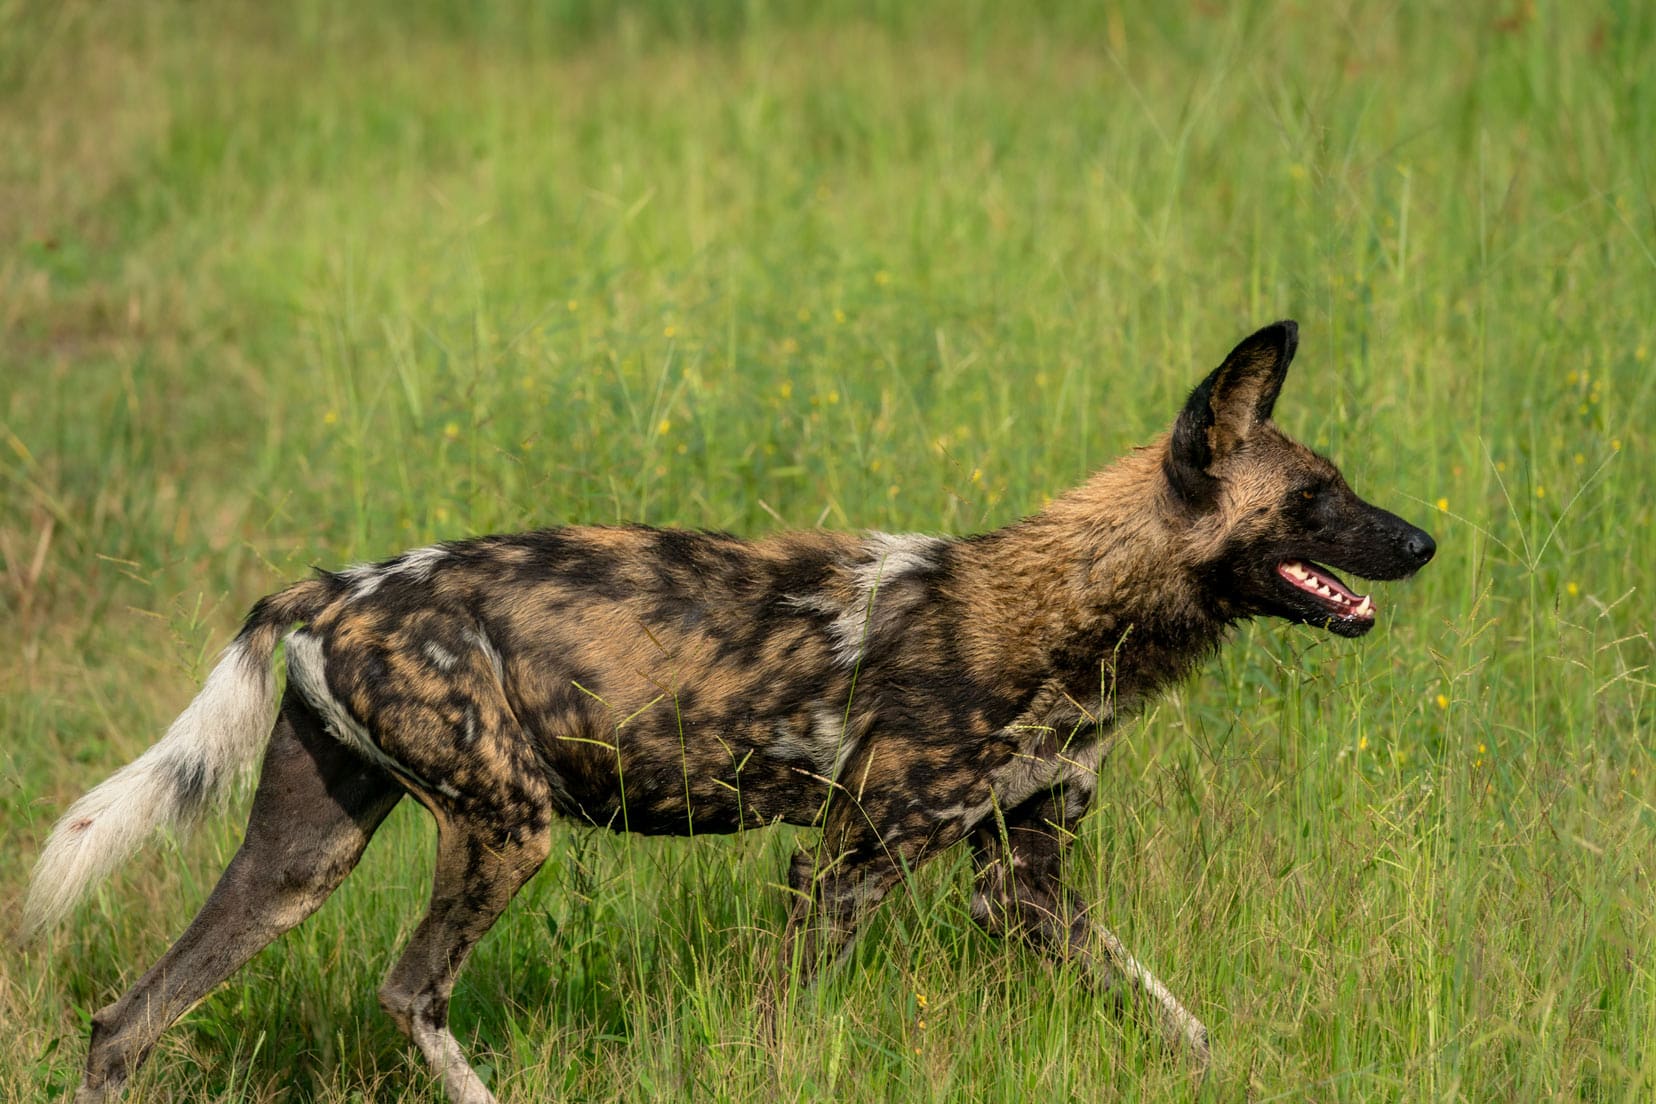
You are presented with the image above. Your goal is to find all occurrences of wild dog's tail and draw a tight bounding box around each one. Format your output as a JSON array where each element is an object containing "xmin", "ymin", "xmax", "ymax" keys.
[{"xmin": 23, "ymin": 578, "xmax": 335, "ymax": 937}]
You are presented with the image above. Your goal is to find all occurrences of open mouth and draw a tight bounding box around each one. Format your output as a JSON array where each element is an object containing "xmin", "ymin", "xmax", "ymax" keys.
[{"xmin": 1278, "ymin": 560, "xmax": 1375, "ymax": 622}]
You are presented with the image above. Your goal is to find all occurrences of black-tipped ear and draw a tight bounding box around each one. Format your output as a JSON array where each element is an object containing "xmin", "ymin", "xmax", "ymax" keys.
[
  {"xmin": 1210, "ymin": 320, "xmax": 1296, "ymax": 436},
  {"xmin": 1165, "ymin": 320, "xmax": 1298, "ymax": 508}
]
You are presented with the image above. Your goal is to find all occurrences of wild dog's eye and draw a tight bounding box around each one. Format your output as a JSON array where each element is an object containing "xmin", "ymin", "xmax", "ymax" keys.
[{"xmin": 1301, "ymin": 489, "xmax": 1316, "ymax": 501}]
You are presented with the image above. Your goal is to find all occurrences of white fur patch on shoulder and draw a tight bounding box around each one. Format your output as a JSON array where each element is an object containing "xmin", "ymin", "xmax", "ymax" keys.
[
  {"xmin": 828, "ymin": 531, "xmax": 946, "ymax": 666},
  {"xmin": 855, "ymin": 531, "xmax": 945, "ymax": 592},
  {"xmin": 784, "ymin": 531, "xmax": 950, "ymax": 667}
]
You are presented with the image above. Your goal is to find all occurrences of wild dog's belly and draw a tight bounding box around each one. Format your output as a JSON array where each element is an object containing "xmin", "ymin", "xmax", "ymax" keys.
[
  {"xmin": 526, "ymin": 702, "xmax": 854, "ymax": 836},
  {"xmin": 529, "ymin": 684, "xmax": 1118, "ymax": 839}
]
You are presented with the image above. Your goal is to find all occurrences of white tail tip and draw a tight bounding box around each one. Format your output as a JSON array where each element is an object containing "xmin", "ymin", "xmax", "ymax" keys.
[{"xmin": 23, "ymin": 642, "xmax": 276, "ymax": 937}]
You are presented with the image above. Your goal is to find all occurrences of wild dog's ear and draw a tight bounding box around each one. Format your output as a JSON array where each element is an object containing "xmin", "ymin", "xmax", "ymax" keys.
[
  {"xmin": 1166, "ymin": 320, "xmax": 1298, "ymax": 507},
  {"xmin": 1208, "ymin": 319, "xmax": 1296, "ymax": 439}
]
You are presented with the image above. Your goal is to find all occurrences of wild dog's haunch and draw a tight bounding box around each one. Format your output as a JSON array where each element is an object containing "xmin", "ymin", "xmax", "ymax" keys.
[{"xmin": 29, "ymin": 321, "xmax": 1434, "ymax": 1104}]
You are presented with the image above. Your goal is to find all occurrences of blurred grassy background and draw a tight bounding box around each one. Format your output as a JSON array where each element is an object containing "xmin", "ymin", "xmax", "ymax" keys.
[{"xmin": 2, "ymin": 1, "xmax": 1653, "ymax": 1100}]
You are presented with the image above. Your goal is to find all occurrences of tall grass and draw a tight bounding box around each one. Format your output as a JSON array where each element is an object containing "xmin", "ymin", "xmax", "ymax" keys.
[{"xmin": 2, "ymin": 1, "xmax": 1652, "ymax": 1100}]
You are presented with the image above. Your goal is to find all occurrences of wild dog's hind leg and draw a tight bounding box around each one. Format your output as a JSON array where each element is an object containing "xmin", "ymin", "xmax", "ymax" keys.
[
  {"xmin": 969, "ymin": 791, "xmax": 1210, "ymax": 1071},
  {"xmin": 372, "ymin": 714, "xmax": 554, "ymax": 1104},
  {"xmin": 76, "ymin": 692, "xmax": 403, "ymax": 1103},
  {"xmin": 376, "ymin": 805, "xmax": 551, "ymax": 1104}
]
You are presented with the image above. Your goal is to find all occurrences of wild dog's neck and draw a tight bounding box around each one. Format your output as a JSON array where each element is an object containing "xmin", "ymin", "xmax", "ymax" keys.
[{"xmin": 953, "ymin": 439, "xmax": 1227, "ymax": 700}]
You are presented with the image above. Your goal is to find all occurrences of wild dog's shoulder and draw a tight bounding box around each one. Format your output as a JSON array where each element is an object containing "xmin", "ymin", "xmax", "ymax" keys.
[
  {"xmin": 842, "ymin": 530, "xmax": 952, "ymax": 582},
  {"xmin": 774, "ymin": 530, "xmax": 958, "ymax": 668}
]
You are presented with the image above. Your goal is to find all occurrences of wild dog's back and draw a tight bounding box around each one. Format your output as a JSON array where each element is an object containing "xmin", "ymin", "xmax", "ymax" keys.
[{"xmin": 288, "ymin": 525, "xmax": 889, "ymax": 835}]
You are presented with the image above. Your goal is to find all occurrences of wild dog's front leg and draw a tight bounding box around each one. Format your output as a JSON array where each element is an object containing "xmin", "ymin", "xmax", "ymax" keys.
[
  {"xmin": 1077, "ymin": 915, "xmax": 1210, "ymax": 1070},
  {"xmin": 759, "ymin": 839, "xmax": 900, "ymax": 1043},
  {"xmin": 772, "ymin": 842, "xmax": 898, "ymax": 1009},
  {"xmin": 775, "ymin": 843, "xmax": 890, "ymax": 983},
  {"xmin": 770, "ymin": 775, "xmax": 974, "ymax": 1007},
  {"xmin": 970, "ymin": 793, "xmax": 1210, "ymax": 1072}
]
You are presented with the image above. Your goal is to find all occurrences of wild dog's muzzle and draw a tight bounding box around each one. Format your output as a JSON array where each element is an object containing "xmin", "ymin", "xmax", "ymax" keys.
[{"xmin": 1285, "ymin": 507, "xmax": 1434, "ymax": 636}]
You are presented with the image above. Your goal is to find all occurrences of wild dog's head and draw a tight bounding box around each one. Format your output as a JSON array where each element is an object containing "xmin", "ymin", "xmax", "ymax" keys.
[{"xmin": 1164, "ymin": 321, "xmax": 1435, "ymax": 637}]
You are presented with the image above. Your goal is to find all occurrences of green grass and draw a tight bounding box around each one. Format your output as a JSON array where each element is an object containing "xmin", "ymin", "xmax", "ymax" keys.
[{"xmin": 3, "ymin": 0, "xmax": 1653, "ymax": 1100}]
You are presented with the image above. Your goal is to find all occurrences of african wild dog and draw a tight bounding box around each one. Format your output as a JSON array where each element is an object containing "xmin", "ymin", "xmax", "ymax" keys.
[{"xmin": 29, "ymin": 320, "xmax": 1433, "ymax": 1103}]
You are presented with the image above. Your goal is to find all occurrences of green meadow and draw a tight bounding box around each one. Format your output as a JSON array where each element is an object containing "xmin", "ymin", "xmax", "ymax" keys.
[{"xmin": 3, "ymin": 1, "xmax": 1653, "ymax": 1099}]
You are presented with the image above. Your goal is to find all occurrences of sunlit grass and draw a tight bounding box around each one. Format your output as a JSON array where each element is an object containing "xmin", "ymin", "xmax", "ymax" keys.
[{"xmin": 3, "ymin": 1, "xmax": 1653, "ymax": 1101}]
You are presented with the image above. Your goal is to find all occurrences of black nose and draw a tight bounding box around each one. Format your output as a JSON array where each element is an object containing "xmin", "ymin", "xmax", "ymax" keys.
[{"xmin": 1405, "ymin": 529, "xmax": 1436, "ymax": 566}]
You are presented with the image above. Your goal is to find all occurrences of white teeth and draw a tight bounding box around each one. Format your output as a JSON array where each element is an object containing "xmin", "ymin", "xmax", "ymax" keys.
[
  {"xmin": 1284, "ymin": 560, "xmax": 1374, "ymax": 618},
  {"xmin": 1285, "ymin": 566, "xmax": 1377, "ymax": 619}
]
